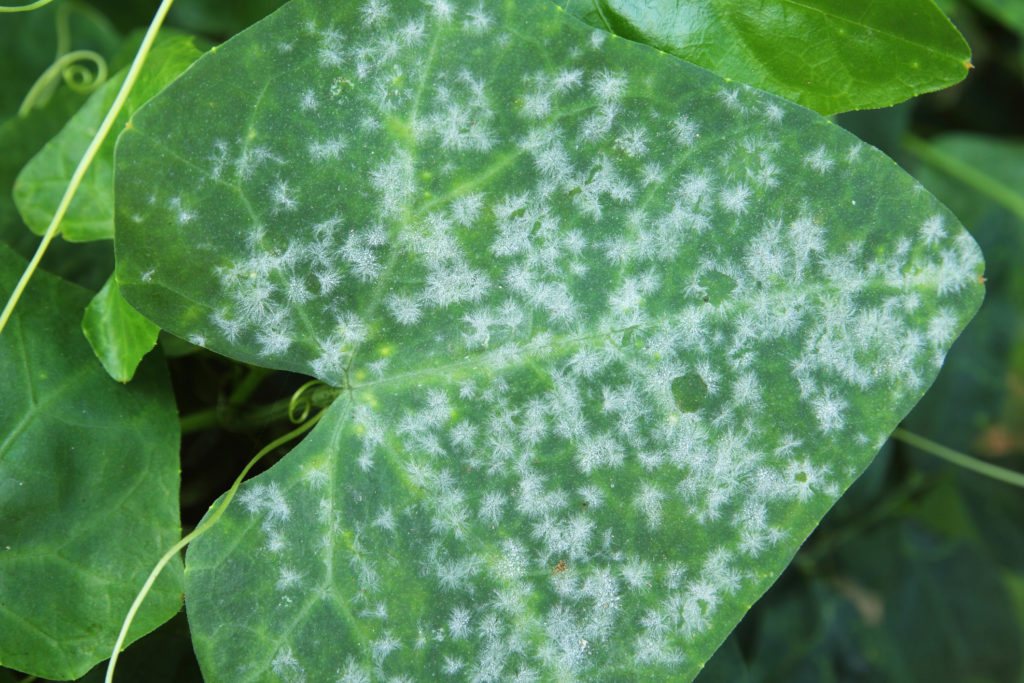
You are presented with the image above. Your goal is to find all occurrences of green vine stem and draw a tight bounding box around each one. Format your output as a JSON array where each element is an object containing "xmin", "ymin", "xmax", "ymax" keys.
[
  {"xmin": 0, "ymin": 0, "xmax": 56, "ymax": 12},
  {"xmin": 904, "ymin": 133, "xmax": 1024, "ymax": 223},
  {"xmin": 105, "ymin": 405, "xmax": 328, "ymax": 683},
  {"xmin": 227, "ymin": 365, "xmax": 272, "ymax": 406},
  {"xmin": 893, "ymin": 427, "xmax": 1024, "ymax": 489},
  {"xmin": 0, "ymin": 0, "xmax": 176, "ymax": 336},
  {"xmin": 13, "ymin": 2, "xmax": 107, "ymax": 113},
  {"xmin": 180, "ymin": 381, "xmax": 342, "ymax": 435}
]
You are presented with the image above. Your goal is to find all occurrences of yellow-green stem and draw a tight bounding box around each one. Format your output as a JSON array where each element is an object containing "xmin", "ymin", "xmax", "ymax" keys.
[
  {"xmin": 0, "ymin": 0, "xmax": 56, "ymax": 12},
  {"xmin": 0, "ymin": 0, "xmax": 176, "ymax": 335},
  {"xmin": 894, "ymin": 427, "xmax": 1024, "ymax": 489},
  {"xmin": 903, "ymin": 134, "xmax": 1024, "ymax": 223},
  {"xmin": 105, "ymin": 409, "xmax": 326, "ymax": 683}
]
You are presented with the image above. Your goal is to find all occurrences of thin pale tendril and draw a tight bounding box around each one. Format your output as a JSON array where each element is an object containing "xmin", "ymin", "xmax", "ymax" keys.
[
  {"xmin": 0, "ymin": 0, "xmax": 176, "ymax": 336},
  {"xmin": 105, "ymin": 406, "xmax": 328, "ymax": 683},
  {"xmin": 17, "ymin": 49, "xmax": 108, "ymax": 116},
  {"xmin": 0, "ymin": 0, "xmax": 57, "ymax": 12},
  {"xmin": 289, "ymin": 379, "xmax": 327, "ymax": 423}
]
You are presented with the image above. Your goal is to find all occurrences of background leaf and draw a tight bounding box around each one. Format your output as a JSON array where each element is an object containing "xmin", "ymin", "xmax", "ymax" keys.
[
  {"xmin": 82, "ymin": 272, "xmax": 160, "ymax": 382},
  {"xmin": 114, "ymin": 0, "xmax": 985, "ymax": 679},
  {"xmin": 0, "ymin": 244, "xmax": 183, "ymax": 679},
  {"xmin": 0, "ymin": 1, "xmax": 119, "ymax": 276},
  {"xmin": 561, "ymin": 0, "xmax": 972, "ymax": 115},
  {"xmin": 902, "ymin": 133, "xmax": 1024, "ymax": 455},
  {"xmin": 0, "ymin": 0, "xmax": 118, "ymax": 121},
  {"xmin": 0, "ymin": 90, "xmax": 95, "ymax": 256},
  {"xmin": 77, "ymin": 612, "xmax": 203, "ymax": 683},
  {"xmin": 966, "ymin": 0, "xmax": 1024, "ymax": 37},
  {"xmin": 168, "ymin": 0, "xmax": 289, "ymax": 39},
  {"xmin": 13, "ymin": 33, "xmax": 205, "ymax": 242}
]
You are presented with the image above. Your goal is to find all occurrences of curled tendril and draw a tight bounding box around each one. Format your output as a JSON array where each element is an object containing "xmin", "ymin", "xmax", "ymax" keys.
[
  {"xmin": 18, "ymin": 49, "xmax": 108, "ymax": 116},
  {"xmin": 288, "ymin": 380, "xmax": 327, "ymax": 423},
  {"xmin": 0, "ymin": 0, "xmax": 57, "ymax": 12}
]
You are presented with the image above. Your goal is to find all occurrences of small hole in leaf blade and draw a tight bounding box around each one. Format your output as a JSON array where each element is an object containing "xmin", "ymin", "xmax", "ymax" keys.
[{"xmin": 671, "ymin": 373, "xmax": 707, "ymax": 413}]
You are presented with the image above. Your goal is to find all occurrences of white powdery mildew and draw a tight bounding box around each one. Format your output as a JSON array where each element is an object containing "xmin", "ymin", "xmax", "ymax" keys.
[{"xmin": 152, "ymin": 0, "xmax": 984, "ymax": 679}]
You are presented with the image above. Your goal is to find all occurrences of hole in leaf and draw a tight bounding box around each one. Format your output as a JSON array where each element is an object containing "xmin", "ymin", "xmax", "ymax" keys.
[{"xmin": 671, "ymin": 372, "xmax": 708, "ymax": 413}]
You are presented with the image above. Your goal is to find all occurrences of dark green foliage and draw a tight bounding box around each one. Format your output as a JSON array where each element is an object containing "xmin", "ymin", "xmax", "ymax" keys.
[
  {"xmin": 0, "ymin": 245, "xmax": 182, "ymax": 679},
  {"xmin": 1, "ymin": 0, "xmax": 1021, "ymax": 680}
]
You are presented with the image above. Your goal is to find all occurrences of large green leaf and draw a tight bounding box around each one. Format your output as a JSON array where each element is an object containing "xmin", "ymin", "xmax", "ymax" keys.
[
  {"xmin": 13, "ymin": 33, "xmax": 204, "ymax": 242},
  {"xmin": 114, "ymin": 0, "xmax": 984, "ymax": 679},
  {"xmin": 0, "ymin": 245, "xmax": 183, "ymax": 679},
  {"xmin": 562, "ymin": 0, "xmax": 972, "ymax": 115}
]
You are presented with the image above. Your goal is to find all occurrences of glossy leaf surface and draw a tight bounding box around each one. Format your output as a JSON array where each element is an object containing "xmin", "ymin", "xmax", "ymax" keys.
[
  {"xmin": 13, "ymin": 34, "xmax": 204, "ymax": 242},
  {"xmin": 562, "ymin": 0, "xmax": 972, "ymax": 115},
  {"xmin": 82, "ymin": 272, "xmax": 160, "ymax": 382},
  {"xmin": 114, "ymin": 0, "xmax": 984, "ymax": 679},
  {"xmin": 0, "ymin": 246, "xmax": 183, "ymax": 679}
]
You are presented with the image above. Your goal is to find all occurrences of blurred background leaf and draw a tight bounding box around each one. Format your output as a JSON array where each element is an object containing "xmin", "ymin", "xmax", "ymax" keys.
[{"xmin": 0, "ymin": 0, "xmax": 118, "ymax": 120}]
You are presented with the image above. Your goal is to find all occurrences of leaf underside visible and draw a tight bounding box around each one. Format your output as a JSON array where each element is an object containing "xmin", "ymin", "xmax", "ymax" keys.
[
  {"xmin": 114, "ymin": 0, "xmax": 984, "ymax": 679},
  {"xmin": 0, "ymin": 245, "xmax": 182, "ymax": 680}
]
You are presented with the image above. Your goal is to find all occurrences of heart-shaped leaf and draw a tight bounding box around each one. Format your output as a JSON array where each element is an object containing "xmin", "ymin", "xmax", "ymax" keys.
[
  {"xmin": 0, "ymin": 245, "xmax": 182, "ymax": 680},
  {"xmin": 114, "ymin": 0, "xmax": 984, "ymax": 679}
]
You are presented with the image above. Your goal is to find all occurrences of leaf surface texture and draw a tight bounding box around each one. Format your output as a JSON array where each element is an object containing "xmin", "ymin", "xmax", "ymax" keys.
[
  {"xmin": 113, "ymin": 0, "xmax": 985, "ymax": 678},
  {"xmin": 0, "ymin": 246, "xmax": 182, "ymax": 679}
]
